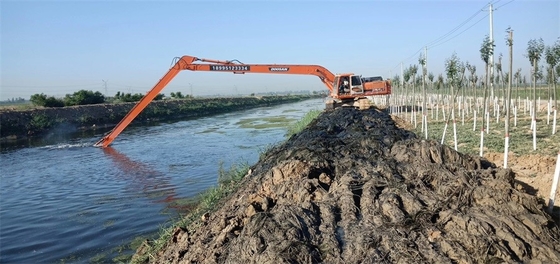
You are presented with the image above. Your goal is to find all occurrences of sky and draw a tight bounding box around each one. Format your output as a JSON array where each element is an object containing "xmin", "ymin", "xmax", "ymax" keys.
[{"xmin": 1, "ymin": 0, "xmax": 558, "ymax": 100}]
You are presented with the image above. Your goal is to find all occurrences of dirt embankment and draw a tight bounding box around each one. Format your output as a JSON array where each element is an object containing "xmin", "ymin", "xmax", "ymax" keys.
[
  {"xmin": 0, "ymin": 95, "xmax": 318, "ymax": 141},
  {"xmin": 136, "ymin": 107, "xmax": 560, "ymax": 263}
]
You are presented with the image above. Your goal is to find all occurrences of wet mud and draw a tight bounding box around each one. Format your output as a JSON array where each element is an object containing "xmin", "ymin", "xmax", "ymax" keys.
[{"xmin": 137, "ymin": 107, "xmax": 560, "ymax": 263}]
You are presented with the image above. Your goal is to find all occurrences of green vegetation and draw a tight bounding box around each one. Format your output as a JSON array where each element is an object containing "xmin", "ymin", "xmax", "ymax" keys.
[
  {"xmin": 30, "ymin": 93, "xmax": 65, "ymax": 107},
  {"xmin": 286, "ymin": 109, "xmax": 321, "ymax": 137},
  {"xmin": 130, "ymin": 163, "xmax": 250, "ymax": 264},
  {"xmin": 64, "ymin": 90, "xmax": 105, "ymax": 106},
  {"xmin": 413, "ymin": 116, "xmax": 559, "ymax": 157},
  {"xmin": 169, "ymin": 91, "xmax": 193, "ymax": 99},
  {"xmin": 30, "ymin": 90, "xmax": 105, "ymax": 107},
  {"xmin": 28, "ymin": 114, "xmax": 53, "ymax": 131},
  {"xmin": 113, "ymin": 91, "xmax": 165, "ymax": 102}
]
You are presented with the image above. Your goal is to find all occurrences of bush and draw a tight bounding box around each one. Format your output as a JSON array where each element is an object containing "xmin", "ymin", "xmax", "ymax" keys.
[
  {"xmin": 28, "ymin": 114, "xmax": 53, "ymax": 131},
  {"xmin": 114, "ymin": 91, "xmax": 144, "ymax": 102},
  {"xmin": 29, "ymin": 93, "xmax": 65, "ymax": 107},
  {"xmin": 154, "ymin": 93, "xmax": 165, "ymax": 100},
  {"xmin": 30, "ymin": 93, "xmax": 47, "ymax": 106},
  {"xmin": 44, "ymin": 96, "xmax": 65, "ymax": 107},
  {"xmin": 64, "ymin": 90, "xmax": 105, "ymax": 106}
]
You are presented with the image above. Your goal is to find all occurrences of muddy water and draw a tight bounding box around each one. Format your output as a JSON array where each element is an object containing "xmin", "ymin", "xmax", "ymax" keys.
[{"xmin": 0, "ymin": 98, "xmax": 324, "ymax": 263}]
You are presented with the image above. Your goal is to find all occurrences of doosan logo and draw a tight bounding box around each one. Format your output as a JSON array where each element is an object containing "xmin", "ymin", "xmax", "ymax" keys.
[{"xmin": 269, "ymin": 67, "xmax": 289, "ymax": 72}]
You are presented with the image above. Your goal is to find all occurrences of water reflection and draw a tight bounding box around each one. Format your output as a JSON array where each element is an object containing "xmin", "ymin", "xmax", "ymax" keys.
[{"xmin": 102, "ymin": 147, "xmax": 195, "ymax": 213}]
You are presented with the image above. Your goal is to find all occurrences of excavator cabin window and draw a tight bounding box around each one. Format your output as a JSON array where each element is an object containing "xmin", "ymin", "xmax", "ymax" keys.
[
  {"xmin": 351, "ymin": 75, "xmax": 362, "ymax": 86},
  {"xmin": 338, "ymin": 76, "xmax": 350, "ymax": 94}
]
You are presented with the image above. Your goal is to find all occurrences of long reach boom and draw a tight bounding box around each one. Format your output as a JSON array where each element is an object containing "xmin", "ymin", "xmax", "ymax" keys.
[{"xmin": 94, "ymin": 55, "xmax": 338, "ymax": 147}]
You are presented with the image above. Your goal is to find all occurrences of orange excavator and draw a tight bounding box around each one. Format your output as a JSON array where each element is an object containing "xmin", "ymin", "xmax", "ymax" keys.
[{"xmin": 94, "ymin": 55, "xmax": 391, "ymax": 147}]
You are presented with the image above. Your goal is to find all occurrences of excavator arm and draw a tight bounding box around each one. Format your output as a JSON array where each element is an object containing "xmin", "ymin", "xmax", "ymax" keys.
[{"xmin": 94, "ymin": 55, "xmax": 336, "ymax": 148}]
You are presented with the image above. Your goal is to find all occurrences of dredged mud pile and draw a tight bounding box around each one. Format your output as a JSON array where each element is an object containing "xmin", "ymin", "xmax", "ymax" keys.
[{"xmin": 139, "ymin": 107, "xmax": 560, "ymax": 263}]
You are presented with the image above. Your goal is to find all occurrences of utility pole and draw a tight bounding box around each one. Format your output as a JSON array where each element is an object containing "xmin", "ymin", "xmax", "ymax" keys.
[
  {"xmin": 102, "ymin": 80, "xmax": 108, "ymax": 95},
  {"xmin": 425, "ymin": 46, "xmax": 428, "ymax": 84},
  {"xmin": 489, "ymin": 3, "xmax": 495, "ymax": 99},
  {"xmin": 423, "ymin": 46, "xmax": 428, "ymax": 139},
  {"xmin": 400, "ymin": 62, "xmax": 404, "ymax": 87},
  {"xmin": 401, "ymin": 62, "xmax": 404, "ymax": 114}
]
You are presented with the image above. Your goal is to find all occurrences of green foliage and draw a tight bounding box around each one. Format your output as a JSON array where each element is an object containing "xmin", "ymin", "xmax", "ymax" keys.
[
  {"xmin": 527, "ymin": 38, "xmax": 545, "ymax": 67},
  {"xmin": 514, "ymin": 68, "xmax": 522, "ymax": 83},
  {"xmin": 392, "ymin": 75, "xmax": 401, "ymax": 87},
  {"xmin": 427, "ymin": 72, "xmax": 434, "ymax": 83},
  {"xmin": 497, "ymin": 53, "xmax": 503, "ymax": 72},
  {"xmin": 545, "ymin": 38, "xmax": 560, "ymax": 83},
  {"xmin": 170, "ymin": 91, "xmax": 193, "ymax": 99},
  {"xmin": 445, "ymin": 53, "xmax": 465, "ymax": 88},
  {"xmin": 29, "ymin": 93, "xmax": 65, "ymax": 107},
  {"xmin": 30, "ymin": 93, "xmax": 47, "ymax": 106},
  {"xmin": 114, "ymin": 91, "xmax": 143, "ymax": 102},
  {"xmin": 408, "ymin": 64, "xmax": 418, "ymax": 84},
  {"xmin": 286, "ymin": 109, "xmax": 321, "ymax": 137},
  {"xmin": 29, "ymin": 114, "xmax": 53, "ymax": 130},
  {"xmin": 436, "ymin": 74, "xmax": 444, "ymax": 90},
  {"xmin": 466, "ymin": 62, "xmax": 477, "ymax": 85},
  {"xmin": 418, "ymin": 53, "xmax": 427, "ymax": 76},
  {"xmin": 480, "ymin": 35, "xmax": 495, "ymax": 64},
  {"xmin": 64, "ymin": 90, "xmax": 105, "ymax": 106},
  {"xmin": 154, "ymin": 93, "xmax": 165, "ymax": 101}
]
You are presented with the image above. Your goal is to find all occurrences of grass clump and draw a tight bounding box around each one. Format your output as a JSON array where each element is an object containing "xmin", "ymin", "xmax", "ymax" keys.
[{"xmin": 286, "ymin": 109, "xmax": 321, "ymax": 137}]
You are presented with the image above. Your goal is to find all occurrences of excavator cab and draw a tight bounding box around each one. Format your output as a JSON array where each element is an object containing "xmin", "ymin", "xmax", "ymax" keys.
[{"xmin": 334, "ymin": 74, "xmax": 364, "ymax": 96}]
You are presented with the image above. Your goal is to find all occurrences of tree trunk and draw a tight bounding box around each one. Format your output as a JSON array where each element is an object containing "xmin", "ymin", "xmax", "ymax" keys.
[
  {"xmin": 533, "ymin": 58, "xmax": 538, "ymax": 150},
  {"xmin": 480, "ymin": 63, "xmax": 489, "ymax": 157},
  {"xmin": 504, "ymin": 31, "xmax": 513, "ymax": 168}
]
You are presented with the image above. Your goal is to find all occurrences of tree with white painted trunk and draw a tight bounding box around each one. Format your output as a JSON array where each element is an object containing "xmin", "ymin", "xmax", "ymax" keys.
[
  {"xmin": 441, "ymin": 53, "xmax": 464, "ymax": 151},
  {"xmin": 419, "ymin": 53, "xmax": 428, "ymax": 139},
  {"xmin": 436, "ymin": 74, "xmax": 444, "ymax": 121},
  {"xmin": 409, "ymin": 65, "xmax": 419, "ymax": 127},
  {"xmin": 527, "ymin": 38, "xmax": 545, "ymax": 150},
  {"xmin": 480, "ymin": 35, "xmax": 495, "ymax": 157},
  {"xmin": 466, "ymin": 62, "xmax": 477, "ymax": 131},
  {"xmin": 504, "ymin": 28, "xmax": 513, "ymax": 168}
]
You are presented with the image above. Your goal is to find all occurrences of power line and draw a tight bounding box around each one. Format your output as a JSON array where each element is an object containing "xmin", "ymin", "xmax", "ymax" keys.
[
  {"xmin": 424, "ymin": 5, "xmax": 487, "ymax": 48},
  {"xmin": 495, "ymin": 0, "xmax": 514, "ymax": 10},
  {"xmin": 429, "ymin": 14, "xmax": 490, "ymax": 49},
  {"xmin": 387, "ymin": 1, "xmax": 511, "ymax": 76}
]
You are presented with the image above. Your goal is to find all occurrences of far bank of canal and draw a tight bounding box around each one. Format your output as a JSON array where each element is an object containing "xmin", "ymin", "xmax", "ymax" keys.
[{"xmin": 0, "ymin": 94, "xmax": 323, "ymax": 144}]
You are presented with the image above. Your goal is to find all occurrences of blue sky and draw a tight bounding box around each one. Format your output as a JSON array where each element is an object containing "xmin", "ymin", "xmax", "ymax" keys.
[{"xmin": 1, "ymin": 0, "xmax": 558, "ymax": 100}]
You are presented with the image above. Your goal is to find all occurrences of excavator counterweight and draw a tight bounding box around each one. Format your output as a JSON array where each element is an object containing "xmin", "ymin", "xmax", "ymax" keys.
[{"xmin": 94, "ymin": 55, "xmax": 391, "ymax": 147}]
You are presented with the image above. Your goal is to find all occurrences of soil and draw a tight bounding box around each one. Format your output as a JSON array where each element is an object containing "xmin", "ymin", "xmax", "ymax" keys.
[
  {"xmin": 485, "ymin": 152, "xmax": 559, "ymax": 204},
  {"xmin": 135, "ymin": 107, "xmax": 560, "ymax": 263},
  {"xmin": 391, "ymin": 114, "xmax": 560, "ymax": 208}
]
